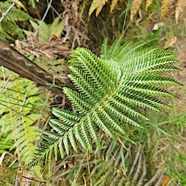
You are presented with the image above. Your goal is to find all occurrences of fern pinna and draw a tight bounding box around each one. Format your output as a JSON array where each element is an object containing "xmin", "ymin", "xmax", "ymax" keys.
[{"xmin": 34, "ymin": 36, "xmax": 181, "ymax": 163}]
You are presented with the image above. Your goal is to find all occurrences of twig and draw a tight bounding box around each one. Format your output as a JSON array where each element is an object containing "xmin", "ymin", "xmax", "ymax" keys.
[{"xmin": 0, "ymin": 73, "xmax": 13, "ymax": 93}]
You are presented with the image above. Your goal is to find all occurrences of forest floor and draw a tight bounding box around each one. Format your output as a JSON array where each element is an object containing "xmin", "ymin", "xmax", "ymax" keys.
[
  {"xmin": 161, "ymin": 22, "xmax": 186, "ymax": 182},
  {"xmin": 175, "ymin": 37, "xmax": 186, "ymax": 112}
]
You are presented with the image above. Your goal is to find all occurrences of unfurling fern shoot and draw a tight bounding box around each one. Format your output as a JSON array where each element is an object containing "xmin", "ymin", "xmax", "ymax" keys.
[{"xmin": 32, "ymin": 36, "xmax": 182, "ymax": 165}]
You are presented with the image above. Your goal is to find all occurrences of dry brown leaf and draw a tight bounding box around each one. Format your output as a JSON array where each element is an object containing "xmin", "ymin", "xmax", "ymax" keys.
[
  {"xmin": 89, "ymin": 0, "xmax": 108, "ymax": 16},
  {"xmin": 160, "ymin": 0, "xmax": 174, "ymax": 19},
  {"xmin": 110, "ymin": 0, "xmax": 120, "ymax": 12},
  {"xmin": 175, "ymin": 0, "xmax": 186, "ymax": 23},
  {"xmin": 161, "ymin": 176, "xmax": 172, "ymax": 186},
  {"xmin": 130, "ymin": 0, "xmax": 143, "ymax": 21},
  {"xmin": 146, "ymin": 0, "xmax": 153, "ymax": 11},
  {"xmin": 164, "ymin": 36, "xmax": 177, "ymax": 49}
]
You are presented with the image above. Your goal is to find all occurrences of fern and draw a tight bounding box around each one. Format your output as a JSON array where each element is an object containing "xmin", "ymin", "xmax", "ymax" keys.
[
  {"xmin": 32, "ymin": 37, "xmax": 181, "ymax": 165},
  {"xmin": 0, "ymin": 2, "xmax": 31, "ymax": 22},
  {"xmin": 26, "ymin": 17, "xmax": 64, "ymax": 44},
  {"xmin": 0, "ymin": 70, "xmax": 42, "ymax": 165},
  {"xmin": 130, "ymin": 0, "xmax": 143, "ymax": 21},
  {"xmin": 88, "ymin": 0, "xmax": 186, "ymax": 23},
  {"xmin": 146, "ymin": 0, "xmax": 153, "ymax": 11},
  {"xmin": 0, "ymin": 1, "xmax": 32, "ymax": 40},
  {"xmin": 110, "ymin": 0, "xmax": 120, "ymax": 12},
  {"xmin": 1, "ymin": 19, "xmax": 24, "ymax": 39},
  {"xmin": 160, "ymin": 0, "xmax": 174, "ymax": 19},
  {"xmin": 175, "ymin": 0, "xmax": 186, "ymax": 23},
  {"xmin": 89, "ymin": 0, "xmax": 108, "ymax": 16}
]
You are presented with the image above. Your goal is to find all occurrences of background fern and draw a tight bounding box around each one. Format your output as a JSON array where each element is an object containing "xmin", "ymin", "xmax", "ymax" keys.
[
  {"xmin": 0, "ymin": 1, "xmax": 32, "ymax": 41},
  {"xmin": 88, "ymin": 0, "xmax": 186, "ymax": 23},
  {"xmin": 32, "ymin": 37, "xmax": 182, "ymax": 166},
  {"xmin": 0, "ymin": 67, "xmax": 47, "ymax": 165}
]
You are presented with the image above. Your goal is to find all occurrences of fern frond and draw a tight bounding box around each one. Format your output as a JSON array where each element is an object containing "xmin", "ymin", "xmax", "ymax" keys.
[
  {"xmin": 0, "ymin": 2, "xmax": 32, "ymax": 22},
  {"xmin": 130, "ymin": 0, "xmax": 143, "ymax": 21},
  {"xmin": 100, "ymin": 37, "xmax": 109, "ymax": 59},
  {"xmin": 89, "ymin": 0, "xmax": 108, "ymax": 16},
  {"xmin": 175, "ymin": 0, "xmax": 186, "ymax": 23},
  {"xmin": 33, "ymin": 37, "xmax": 181, "ymax": 164},
  {"xmin": 1, "ymin": 20, "xmax": 24, "ymax": 38},
  {"xmin": 105, "ymin": 34, "xmax": 124, "ymax": 59},
  {"xmin": 160, "ymin": 0, "xmax": 174, "ymax": 19},
  {"xmin": 113, "ymin": 47, "xmax": 179, "ymax": 74},
  {"xmin": 103, "ymin": 41, "xmax": 145, "ymax": 62},
  {"xmin": 146, "ymin": 0, "xmax": 153, "ymax": 11},
  {"xmin": 127, "ymin": 74, "xmax": 182, "ymax": 86},
  {"xmin": 103, "ymin": 41, "xmax": 179, "ymax": 75},
  {"xmin": 110, "ymin": 0, "xmax": 120, "ymax": 12},
  {"xmin": 0, "ymin": 75, "xmax": 41, "ymax": 165},
  {"xmin": 16, "ymin": 115, "xmax": 40, "ymax": 164}
]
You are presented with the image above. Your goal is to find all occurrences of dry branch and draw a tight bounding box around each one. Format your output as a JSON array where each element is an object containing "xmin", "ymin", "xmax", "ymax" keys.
[{"xmin": 0, "ymin": 39, "xmax": 63, "ymax": 95}]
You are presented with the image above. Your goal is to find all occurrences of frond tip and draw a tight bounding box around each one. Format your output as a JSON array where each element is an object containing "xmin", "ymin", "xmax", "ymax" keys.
[{"xmin": 33, "ymin": 38, "xmax": 181, "ymax": 163}]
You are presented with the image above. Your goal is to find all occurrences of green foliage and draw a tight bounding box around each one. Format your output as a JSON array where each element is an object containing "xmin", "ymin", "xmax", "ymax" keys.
[
  {"xmin": 32, "ymin": 36, "xmax": 181, "ymax": 165},
  {"xmin": 29, "ymin": 0, "xmax": 39, "ymax": 8},
  {"xmin": 24, "ymin": 17, "xmax": 64, "ymax": 44},
  {"xmin": 0, "ymin": 0, "xmax": 184, "ymax": 184},
  {"xmin": 0, "ymin": 1, "xmax": 31, "ymax": 22},
  {"xmin": 83, "ymin": 143, "xmax": 173, "ymax": 186},
  {"xmin": 0, "ymin": 1, "xmax": 32, "ymax": 41},
  {"xmin": 33, "ymin": 138, "xmax": 179, "ymax": 185},
  {"xmin": 0, "ymin": 68, "xmax": 42, "ymax": 165}
]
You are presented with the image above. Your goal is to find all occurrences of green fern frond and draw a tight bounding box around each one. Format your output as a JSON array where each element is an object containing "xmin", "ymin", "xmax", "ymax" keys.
[
  {"xmin": 0, "ymin": 73, "xmax": 42, "ymax": 165},
  {"xmin": 33, "ymin": 37, "xmax": 181, "ymax": 164},
  {"xmin": 1, "ymin": 20, "xmax": 24, "ymax": 39},
  {"xmin": 14, "ymin": 114, "xmax": 40, "ymax": 164},
  {"xmin": 0, "ymin": 1, "xmax": 32, "ymax": 40},
  {"xmin": 0, "ymin": 2, "xmax": 32, "ymax": 22}
]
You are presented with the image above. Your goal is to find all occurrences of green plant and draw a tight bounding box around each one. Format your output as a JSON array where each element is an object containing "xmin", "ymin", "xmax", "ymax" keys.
[
  {"xmin": 83, "ymin": 143, "xmax": 175, "ymax": 186},
  {"xmin": 43, "ymin": 141, "xmax": 177, "ymax": 185},
  {"xmin": 24, "ymin": 17, "xmax": 64, "ymax": 44},
  {"xmin": 0, "ymin": 67, "xmax": 48, "ymax": 165},
  {"xmin": 0, "ymin": 67, "xmax": 52, "ymax": 183},
  {"xmin": 0, "ymin": 1, "xmax": 32, "ymax": 41},
  {"xmin": 31, "ymin": 36, "xmax": 182, "ymax": 166}
]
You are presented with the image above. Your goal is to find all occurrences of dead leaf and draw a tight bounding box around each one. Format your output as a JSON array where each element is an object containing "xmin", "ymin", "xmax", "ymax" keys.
[
  {"xmin": 161, "ymin": 176, "xmax": 172, "ymax": 186},
  {"xmin": 164, "ymin": 36, "xmax": 177, "ymax": 49}
]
